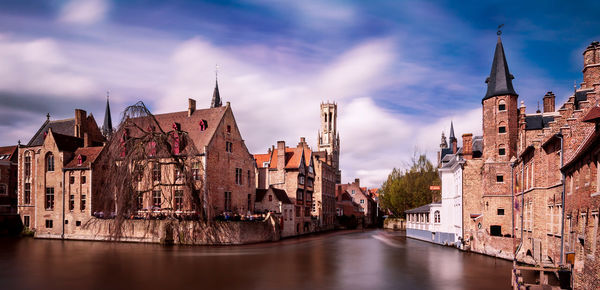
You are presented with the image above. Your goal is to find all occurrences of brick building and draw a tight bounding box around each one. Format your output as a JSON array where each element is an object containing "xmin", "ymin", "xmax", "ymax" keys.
[
  {"xmin": 0, "ymin": 145, "xmax": 18, "ymax": 214},
  {"xmin": 459, "ymin": 35, "xmax": 600, "ymax": 288},
  {"xmin": 17, "ymin": 109, "xmax": 105, "ymax": 235},
  {"xmin": 106, "ymin": 91, "xmax": 257, "ymax": 220},
  {"xmin": 255, "ymin": 186, "xmax": 295, "ymax": 237},
  {"xmin": 336, "ymin": 179, "xmax": 376, "ymax": 226},
  {"xmin": 335, "ymin": 189, "xmax": 362, "ymax": 218},
  {"xmin": 254, "ymin": 138, "xmax": 315, "ymax": 235}
]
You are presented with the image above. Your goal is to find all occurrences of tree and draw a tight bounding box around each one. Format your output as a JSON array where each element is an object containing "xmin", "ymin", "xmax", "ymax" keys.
[{"xmin": 379, "ymin": 154, "xmax": 440, "ymax": 217}]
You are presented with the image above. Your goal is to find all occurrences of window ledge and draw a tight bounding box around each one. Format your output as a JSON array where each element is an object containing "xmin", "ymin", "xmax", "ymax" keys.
[{"xmin": 591, "ymin": 192, "xmax": 600, "ymax": 197}]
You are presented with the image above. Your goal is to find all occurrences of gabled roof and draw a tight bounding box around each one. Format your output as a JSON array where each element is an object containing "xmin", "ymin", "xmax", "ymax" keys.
[
  {"xmin": 562, "ymin": 128, "xmax": 600, "ymax": 172},
  {"xmin": 254, "ymin": 153, "xmax": 272, "ymax": 168},
  {"xmin": 259, "ymin": 145, "xmax": 312, "ymax": 170},
  {"xmin": 256, "ymin": 187, "xmax": 292, "ymax": 204},
  {"xmin": 134, "ymin": 106, "xmax": 228, "ymax": 153},
  {"xmin": 483, "ymin": 36, "xmax": 517, "ymax": 101},
  {"xmin": 64, "ymin": 146, "xmax": 103, "ymax": 169},
  {"xmin": 0, "ymin": 145, "xmax": 17, "ymax": 161},
  {"xmin": 28, "ymin": 118, "xmax": 76, "ymax": 146}
]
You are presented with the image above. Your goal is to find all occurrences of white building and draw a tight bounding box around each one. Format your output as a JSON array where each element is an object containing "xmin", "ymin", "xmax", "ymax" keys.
[
  {"xmin": 406, "ymin": 203, "xmax": 442, "ymax": 243},
  {"xmin": 438, "ymin": 151, "xmax": 464, "ymax": 248}
]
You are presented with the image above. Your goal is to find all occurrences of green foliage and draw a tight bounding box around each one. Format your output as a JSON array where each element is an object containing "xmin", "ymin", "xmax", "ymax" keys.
[{"xmin": 379, "ymin": 154, "xmax": 440, "ymax": 217}]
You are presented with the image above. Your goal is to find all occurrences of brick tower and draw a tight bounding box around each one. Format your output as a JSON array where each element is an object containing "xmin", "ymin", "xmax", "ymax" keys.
[
  {"xmin": 480, "ymin": 33, "xmax": 518, "ymax": 237},
  {"xmin": 318, "ymin": 102, "xmax": 341, "ymax": 183}
]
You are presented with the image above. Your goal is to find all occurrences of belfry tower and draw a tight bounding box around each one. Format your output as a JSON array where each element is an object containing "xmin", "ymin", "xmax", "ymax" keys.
[{"xmin": 318, "ymin": 102, "xmax": 341, "ymax": 183}]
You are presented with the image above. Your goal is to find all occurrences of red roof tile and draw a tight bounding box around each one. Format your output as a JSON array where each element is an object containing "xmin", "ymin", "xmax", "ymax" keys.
[
  {"xmin": 65, "ymin": 146, "xmax": 104, "ymax": 168},
  {"xmin": 0, "ymin": 145, "xmax": 17, "ymax": 160}
]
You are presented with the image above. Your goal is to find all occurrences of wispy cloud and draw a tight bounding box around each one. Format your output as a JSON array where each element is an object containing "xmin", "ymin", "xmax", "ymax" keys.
[{"xmin": 59, "ymin": 0, "xmax": 109, "ymax": 25}]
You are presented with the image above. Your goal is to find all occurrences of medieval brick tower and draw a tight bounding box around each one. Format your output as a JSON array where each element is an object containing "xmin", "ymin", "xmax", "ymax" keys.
[
  {"xmin": 318, "ymin": 102, "xmax": 341, "ymax": 183},
  {"xmin": 480, "ymin": 33, "xmax": 518, "ymax": 237}
]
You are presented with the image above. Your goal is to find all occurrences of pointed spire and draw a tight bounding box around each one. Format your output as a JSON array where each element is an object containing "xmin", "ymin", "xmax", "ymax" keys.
[
  {"xmin": 449, "ymin": 121, "xmax": 456, "ymax": 141},
  {"xmin": 103, "ymin": 92, "xmax": 113, "ymax": 138},
  {"xmin": 483, "ymin": 33, "xmax": 517, "ymax": 102},
  {"xmin": 211, "ymin": 79, "xmax": 222, "ymax": 108}
]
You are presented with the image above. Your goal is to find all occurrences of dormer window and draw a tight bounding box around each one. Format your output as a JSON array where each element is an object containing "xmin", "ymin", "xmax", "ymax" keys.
[
  {"xmin": 199, "ymin": 120, "xmax": 208, "ymax": 131},
  {"xmin": 77, "ymin": 155, "xmax": 83, "ymax": 166}
]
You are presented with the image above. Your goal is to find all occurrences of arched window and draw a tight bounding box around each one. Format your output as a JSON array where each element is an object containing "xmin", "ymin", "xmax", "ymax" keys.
[
  {"xmin": 46, "ymin": 153, "xmax": 54, "ymax": 172},
  {"xmin": 498, "ymin": 121, "xmax": 507, "ymax": 134},
  {"xmin": 498, "ymin": 100, "xmax": 506, "ymax": 111},
  {"xmin": 434, "ymin": 210, "xmax": 440, "ymax": 223},
  {"xmin": 24, "ymin": 152, "xmax": 32, "ymax": 177}
]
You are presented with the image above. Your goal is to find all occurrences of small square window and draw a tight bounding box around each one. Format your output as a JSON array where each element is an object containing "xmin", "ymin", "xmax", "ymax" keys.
[
  {"xmin": 497, "ymin": 175, "xmax": 504, "ymax": 183},
  {"xmin": 76, "ymin": 221, "xmax": 81, "ymax": 226},
  {"xmin": 69, "ymin": 176, "xmax": 75, "ymax": 184},
  {"xmin": 498, "ymin": 104, "xmax": 506, "ymax": 111},
  {"xmin": 81, "ymin": 176, "xmax": 86, "ymax": 184},
  {"xmin": 45, "ymin": 220, "xmax": 53, "ymax": 228},
  {"xmin": 498, "ymin": 126, "xmax": 506, "ymax": 134},
  {"xmin": 499, "ymin": 148, "xmax": 506, "ymax": 156},
  {"xmin": 497, "ymin": 208, "xmax": 505, "ymax": 215}
]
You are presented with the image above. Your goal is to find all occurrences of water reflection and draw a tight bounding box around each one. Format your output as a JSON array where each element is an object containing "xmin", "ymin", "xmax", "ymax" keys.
[{"xmin": 0, "ymin": 230, "xmax": 511, "ymax": 290}]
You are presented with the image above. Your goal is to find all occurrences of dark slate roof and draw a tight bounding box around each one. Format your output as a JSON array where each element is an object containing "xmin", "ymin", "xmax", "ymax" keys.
[
  {"xmin": 52, "ymin": 132, "xmax": 84, "ymax": 152},
  {"xmin": 255, "ymin": 187, "xmax": 292, "ymax": 204},
  {"xmin": 405, "ymin": 202, "xmax": 441, "ymax": 214},
  {"xmin": 102, "ymin": 97, "xmax": 113, "ymax": 137},
  {"xmin": 440, "ymin": 148, "xmax": 453, "ymax": 161},
  {"xmin": 28, "ymin": 118, "xmax": 76, "ymax": 146},
  {"xmin": 210, "ymin": 80, "xmax": 222, "ymax": 108},
  {"xmin": 524, "ymin": 115, "xmax": 555, "ymax": 130},
  {"xmin": 483, "ymin": 36, "xmax": 517, "ymax": 102},
  {"xmin": 575, "ymin": 89, "xmax": 593, "ymax": 110}
]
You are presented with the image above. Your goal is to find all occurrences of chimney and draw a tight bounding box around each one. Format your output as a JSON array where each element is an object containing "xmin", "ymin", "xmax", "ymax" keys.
[
  {"xmin": 582, "ymin": 41, "xmax": 600, "ymax": 89},
  {"xmin": 83, "ymin": 132, "xmax": 90, "ymax": 148},
  {"xmin": 277, "ymin": 141, "xmax": 286, "ymax": 169},
  {"xmin": 543, "ymin": 91, "xmax": 555, "ymax": 113},
  {"xmin": 298, "ymin": 137, "xmax": 306, "ymax": 147},
  {"xmin": 188, "ymin": 98, "xmax": 196, "ymax": 117},
  {"xmin": 462, "ymin": 133, "xmax": 473, "ymax": 160},
  {"xmin": 74, "ymin": 109, "xmax": 87, "ymax": 138},
  {"xmin": 354, "ymin": 178, "xmax": 360, "ymax": 186}
]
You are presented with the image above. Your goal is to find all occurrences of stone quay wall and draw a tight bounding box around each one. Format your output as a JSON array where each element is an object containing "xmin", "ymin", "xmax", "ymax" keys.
[{"xmin": 35, "ymin": 214, "xmax": 281, "ymax": 245}]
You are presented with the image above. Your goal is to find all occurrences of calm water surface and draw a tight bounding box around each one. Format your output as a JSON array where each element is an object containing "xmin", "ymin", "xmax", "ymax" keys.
[{"xmin": 0, "ymin": 230, "xmax": 511, "ymax": 290}]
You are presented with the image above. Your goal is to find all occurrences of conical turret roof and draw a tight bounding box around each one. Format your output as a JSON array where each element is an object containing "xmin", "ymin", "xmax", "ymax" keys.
[{"xmin": 483, "ymin": 35, "xmax": 517, "ymax": 102}]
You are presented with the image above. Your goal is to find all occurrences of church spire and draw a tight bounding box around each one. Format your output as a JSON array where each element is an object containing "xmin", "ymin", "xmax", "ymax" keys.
[
  {"xmin": 102, "ymin": 92, "xmax": 113, "ymax": 138},
  {"xmin": 483, "ymin": 32, "xmax": 517, "ymax": 102},
  {"xmin": 449, "ymin": 121, "xmax": 456, "ymax": 142},
  {"xmin": 211, "ymin": 79, "xmax": 222, "ymax": 108}
]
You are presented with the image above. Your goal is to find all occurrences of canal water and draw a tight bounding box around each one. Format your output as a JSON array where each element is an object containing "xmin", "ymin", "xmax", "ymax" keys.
[{"xmin": 0, "ymin": 230, "xmax": 511, "ymax": 290}]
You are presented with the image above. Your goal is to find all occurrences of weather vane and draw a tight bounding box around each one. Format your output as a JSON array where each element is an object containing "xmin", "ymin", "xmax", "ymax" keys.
[{"xmin": 497, "ymin": 24, "xmax": 504, "ymax": 36}]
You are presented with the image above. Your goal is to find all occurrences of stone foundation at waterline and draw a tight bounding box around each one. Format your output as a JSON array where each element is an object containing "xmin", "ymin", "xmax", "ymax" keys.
[{"xmin": 35, "ymin": 214, "xmax": 281, "ymax": 245}]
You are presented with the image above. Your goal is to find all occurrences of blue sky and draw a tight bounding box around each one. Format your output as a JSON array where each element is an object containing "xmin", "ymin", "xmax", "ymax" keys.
[{"xmin": 1, "ymin": 0, "xmax": 599, "ymax": 187}]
